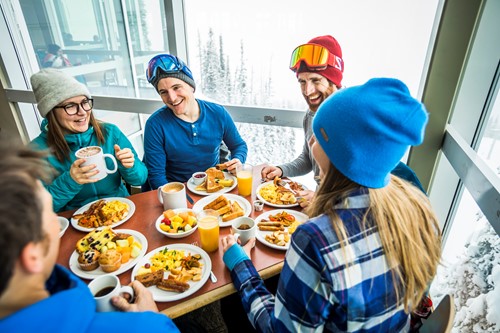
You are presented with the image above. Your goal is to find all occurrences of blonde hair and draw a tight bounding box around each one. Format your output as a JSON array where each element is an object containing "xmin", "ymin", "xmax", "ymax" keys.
[
  {"xmin": 307, "ymin": 164, "xmax": 441, "ymax": 313},
  {"xmin": 46, "ymin": 110, "xmax": 105, "ymax": 162}
]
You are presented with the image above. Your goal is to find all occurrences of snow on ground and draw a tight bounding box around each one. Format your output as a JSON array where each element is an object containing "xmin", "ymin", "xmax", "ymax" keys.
[{"xmin": 430, "ymin": 216, "xmax": 500, "ymax": 332}]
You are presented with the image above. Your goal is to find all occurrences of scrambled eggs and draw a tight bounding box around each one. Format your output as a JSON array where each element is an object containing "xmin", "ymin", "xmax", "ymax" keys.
[{"xmin": 259, "ymin": 183, "xmax": 297, "ymax": 205}]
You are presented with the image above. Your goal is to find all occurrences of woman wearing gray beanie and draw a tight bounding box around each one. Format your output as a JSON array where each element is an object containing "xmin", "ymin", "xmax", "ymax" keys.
[
  {"xmin": 221, "ymin": 78, "xmax": 441, "ymax": 332},
  {"xmin": 29, "ymin": 68, "xmax": 147, "ymax": 212}
]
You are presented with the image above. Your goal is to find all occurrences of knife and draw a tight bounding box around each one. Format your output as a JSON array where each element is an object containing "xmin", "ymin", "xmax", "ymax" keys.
[{"xmin": 186, "ymin": 193, "xmax": 194, "ymax": 205}]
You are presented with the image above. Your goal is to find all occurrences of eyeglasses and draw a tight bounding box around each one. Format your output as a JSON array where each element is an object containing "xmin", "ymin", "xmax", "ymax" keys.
[
  {"xmin": 55, "ymin": 98, "xmax": 93, "ymax": 115},
  {"xmin": 146, "ymin": 54, "xmax": 193, "ymax": 84},
  {"xmin": 289, "ymin": 43, "xmax": 343, "ymax": 72}
]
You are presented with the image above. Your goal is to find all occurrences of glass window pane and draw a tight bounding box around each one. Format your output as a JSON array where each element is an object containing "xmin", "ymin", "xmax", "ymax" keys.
[
  {"xmin": 430, "ymin": 188, "xmax": 499, "ymax": 331},
  {"xmin": 18, "ymin": 0, "xmax": 166, "ymax": 99},
  {"xmin": 477, "ymin": 88, "xmax": 500, "ymax": 175},
  {"xmin": 184, "ymin": 0, "xmax": 439, "ymax": 109}
]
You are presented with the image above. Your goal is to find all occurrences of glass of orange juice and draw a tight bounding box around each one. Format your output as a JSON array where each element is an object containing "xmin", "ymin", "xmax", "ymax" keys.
[
  {"xmin": 197, "ymin": 209, "xmax": 220, "ymax": 252},
  {"xmin": 236, "ymin": 164, "xmax": 253, "ymax": 197}
]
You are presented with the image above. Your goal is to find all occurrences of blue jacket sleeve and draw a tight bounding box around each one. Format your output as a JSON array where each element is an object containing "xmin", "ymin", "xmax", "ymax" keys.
[
  {"xmin": 221, "ymin": 108, "xmax": 247, "ymax": 163},
  {"xmin": 144, "ymin": 113, "xmax": 168, "ymax": 189}
]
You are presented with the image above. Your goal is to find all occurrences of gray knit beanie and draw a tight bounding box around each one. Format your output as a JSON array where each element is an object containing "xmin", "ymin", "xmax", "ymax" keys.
[
  {"xmin": 153, "ymin": 71, "xmax": 196, "ymax": 92},
  {"xmin": 30, "ymin": 68, "xmax": 91, "ymax": 118}
]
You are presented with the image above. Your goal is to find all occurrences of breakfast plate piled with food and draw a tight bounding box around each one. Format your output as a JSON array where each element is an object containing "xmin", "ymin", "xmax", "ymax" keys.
[
  {"xmin": 256, "ymin": 178, "xmax": 306, "ymax": 208},
  {"xmin": 192, "ymin": 193, "xmax": 251, "ymax": 227},
  {"xmin": 69, "ymin": 227, "xmax": 147, "ymax": 279},
  {"xmin": 131, "ymin": 244, "xmax": 211, "ymax": 302},
  {"xmin": 155, "ymin": 208, "xmax": 198, "ymax": 238},
  {"xmin": 187, "ymin": 166, "xmax": 237, "ymax": 195},
  {"xmin": 255, "ymin": 209, "xmax": 308, "ymax": 250},
  {"xmin": 71, "ymin": 197, "xmax": 135, "ymax": 232}
]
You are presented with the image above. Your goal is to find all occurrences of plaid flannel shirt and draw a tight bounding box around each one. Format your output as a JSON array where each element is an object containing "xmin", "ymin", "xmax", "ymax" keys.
[{"xmin": 230, "ymin": 190, "xmax": 410, "ymax": 332}]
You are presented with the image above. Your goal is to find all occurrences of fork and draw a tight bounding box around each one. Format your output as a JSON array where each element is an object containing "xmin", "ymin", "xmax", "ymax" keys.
[
  {"xmin": 191, "ymin": 241, "xmax": 218, "ymax": 283},
  {"xmin": 277, "ymin": 179, "xmax": 303, "ymax": 200}
]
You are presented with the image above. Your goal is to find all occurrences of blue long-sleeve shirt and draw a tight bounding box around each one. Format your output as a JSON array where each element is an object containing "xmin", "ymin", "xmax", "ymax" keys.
[
  {"xmin": 227, "ymin": 190, "xmax": 410, "ymax": 332},
  {"xmin": 0, "ymin": 265, "xmax": 179, "ymax": 333},
  {"xmin": 144, "ymin": 99, "xmax": 247, "ymax": 188},
  {"xmin": 31, "ymin": 120, "xmax": 147, "ymax": 212}
]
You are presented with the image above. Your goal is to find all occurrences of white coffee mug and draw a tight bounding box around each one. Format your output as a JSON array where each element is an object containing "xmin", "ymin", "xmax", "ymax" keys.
[
  {"xmin": 231, "ymin": 216, "xmax": 256, "ymax": 245},
  {"xmin": 75, "ymin": 146, "xmax": 118, "ymax": 181},
  {"xmin": 157, "ymin": 182, "xmax": 188, "ymax": 210},
  {"xmin": 87, "ymin": 274, "xmax": 134, "ymax": 312}
]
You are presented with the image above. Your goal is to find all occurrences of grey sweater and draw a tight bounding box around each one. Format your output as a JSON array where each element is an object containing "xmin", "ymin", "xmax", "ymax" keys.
[{"xmin": 278, "ymin": 109, "xmax": 320, "ymax": 180}]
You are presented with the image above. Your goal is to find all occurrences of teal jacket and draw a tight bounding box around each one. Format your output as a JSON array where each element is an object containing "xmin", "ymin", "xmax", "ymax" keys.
[{"xmin": 31, "ymin": 120, "xmax": 148, "ymax": 212}]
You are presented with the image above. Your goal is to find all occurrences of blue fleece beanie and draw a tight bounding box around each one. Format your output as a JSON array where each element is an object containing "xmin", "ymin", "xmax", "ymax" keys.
[{"xmin": 312, "ymin": 78, "xmax": 428, "ymax": 188}]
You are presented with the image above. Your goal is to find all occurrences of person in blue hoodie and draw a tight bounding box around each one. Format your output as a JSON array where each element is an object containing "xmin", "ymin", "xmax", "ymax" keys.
[
  {"xmin": 29, "ymin": 69, "xmax": 148, "ymax": 212},
  {"xmin": 0, "ymin": 142, "xmax": 179, "ymax": 333}
]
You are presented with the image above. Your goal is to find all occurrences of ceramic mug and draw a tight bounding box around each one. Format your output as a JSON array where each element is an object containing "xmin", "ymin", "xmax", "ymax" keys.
[
  {"xmin": 157, "ymin": 182, "xmax": 187, "ymax": 210},
  {"xmin": 88, "ymin": 274, "xmax": 134, "ymax": 312},
  {"xmin": 231, "ymin": 216, "xmax": 256, "ymax": 245},
  {"xmin": 75, "ymin": 146, "xmax": 117, "ymax": 181}
]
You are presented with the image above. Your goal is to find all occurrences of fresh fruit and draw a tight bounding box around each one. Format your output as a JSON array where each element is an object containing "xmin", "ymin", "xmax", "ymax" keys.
[
  {"xmin": 116, "ymin": 239, "xmax": 129, "ymax": 248},
  {"xmin": 160, "ymin": 210, "xmax": 198, "ymax": 234}
]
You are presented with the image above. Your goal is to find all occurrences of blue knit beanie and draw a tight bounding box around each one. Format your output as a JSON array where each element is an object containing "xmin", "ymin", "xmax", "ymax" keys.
[{"xmin": 312, "ymin": 78, "xmax": 428, "ymax": 188}]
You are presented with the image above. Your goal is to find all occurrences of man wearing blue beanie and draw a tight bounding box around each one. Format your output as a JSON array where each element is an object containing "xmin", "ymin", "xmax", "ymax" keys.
[{"xmin": 220, "ymin": 78, "xmax": 441, "ymax": 332}]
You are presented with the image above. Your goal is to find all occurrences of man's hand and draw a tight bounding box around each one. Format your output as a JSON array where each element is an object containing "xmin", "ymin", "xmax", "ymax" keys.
[
  {"xmin": 111, "ymin": 280, "xmax": 159, "ymax": 312},
  {"xmin": 225, "ymin": 158, "xmax": 242, "ymax": 174},
  {"xmin": 114, "ymin": 144, "xmax": 135, "ymax": 168},
  {"xmin": 260, "ymin": 165, "xmax": 283, "ymax": 181}
]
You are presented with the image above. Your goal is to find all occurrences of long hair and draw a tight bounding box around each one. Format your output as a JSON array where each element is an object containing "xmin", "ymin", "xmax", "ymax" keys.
[
  {"xmin": 0, "ymin": 142, "xmax": 56, "ymax": 296},
  {"xmin": 46, "ymin": 110, "xmax": 106, "ymax": 162},
  {"xmin": 307, "ymin": 163, "xmax": 441, "ymax": 312}
]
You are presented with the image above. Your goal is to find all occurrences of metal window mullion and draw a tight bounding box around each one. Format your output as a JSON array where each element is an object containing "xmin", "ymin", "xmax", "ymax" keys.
[
  {"xmin": 119, "ymin": 0, "xmax": 140, "ymax": 98},
  {"xmin": 442, "ymin": 125, "xmax": 500, "ymax": 236}
]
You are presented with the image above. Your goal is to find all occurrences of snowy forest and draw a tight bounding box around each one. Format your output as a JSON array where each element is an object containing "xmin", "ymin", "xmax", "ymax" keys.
[{"xmin": 195, "ymin": 28, "xmax": 301, "ymax": 167}]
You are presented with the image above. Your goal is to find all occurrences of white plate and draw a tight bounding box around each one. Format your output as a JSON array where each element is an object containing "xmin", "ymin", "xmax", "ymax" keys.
[
  {"xmin": 70, "ymin": 197, "xmax": 136, "ymax": 232},
  {"xmin": 58, "ymin": 216, "xmax": 69, "ymax": 238},
  {"xmin": 256, "ymin": 181, "xmax": 305, "ymax": 208},
  {"xmin": 131, "ymin": 244, "xmax": 211, "ymax": 302},
  {"xmin": 187, "ymin": 171, "xmax": 237, "ymax": 196},
  {"xmin": 69, "ymin": 229, "xmax": 147, "ymax": 280},
  {"xmin": 192, "ymin": 193, "xmax": 252, "ymax": 227},
  {"xmin": 255, "ymin": 209, "xmax": 309, "ymax": 251},
  {"xmin": 155, "ymin": 208, "xmax": 198, "ymax": 238}
]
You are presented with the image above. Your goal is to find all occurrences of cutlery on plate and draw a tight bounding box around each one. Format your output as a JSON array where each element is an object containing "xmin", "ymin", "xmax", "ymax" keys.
[
  {"xmin": 276, "ymin": 179, "xmax": 303, "ymax": 201},
  {"xmin": 191, "ymin": 241, "xmax": 217, "ymax": 283}
]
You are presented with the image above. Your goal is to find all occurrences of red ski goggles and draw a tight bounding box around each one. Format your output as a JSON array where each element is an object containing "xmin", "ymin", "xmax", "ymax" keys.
[{"xmin": 289, "ymin": 43, "xmax": 343, "ymax": 72}]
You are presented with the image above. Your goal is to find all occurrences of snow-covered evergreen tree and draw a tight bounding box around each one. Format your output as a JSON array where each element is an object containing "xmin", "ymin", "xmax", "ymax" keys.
[{"xmin": 431, "ymin": 213, "xmax": 500, "ymax": 332}]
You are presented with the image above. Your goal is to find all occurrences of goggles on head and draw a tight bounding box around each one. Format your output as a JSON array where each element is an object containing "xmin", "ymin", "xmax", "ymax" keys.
[
  {"xmin": 289, "ymin": 43, "xmax": 343, "ymax": 72},
  {"xmin": 146, "ymin": 54, "xmax": 193, "ymax": 84}
]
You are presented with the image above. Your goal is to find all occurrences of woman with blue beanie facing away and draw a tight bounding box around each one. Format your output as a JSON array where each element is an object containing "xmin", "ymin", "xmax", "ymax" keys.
[
  {"xmin": 221, "ymin": 78, "xmax": 441, "ymax": 332},
  {"xmin": 30, "ymin": 69, "xmax": 148, "ymax": 212}
]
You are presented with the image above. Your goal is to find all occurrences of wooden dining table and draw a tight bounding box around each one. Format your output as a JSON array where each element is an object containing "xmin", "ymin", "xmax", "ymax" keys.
[{"xmin": 57, "ymin": 165, "xmax": 302, "ymax": 318}]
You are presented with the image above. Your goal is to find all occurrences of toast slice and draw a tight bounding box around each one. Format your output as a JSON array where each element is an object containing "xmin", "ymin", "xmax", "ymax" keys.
[
  {"xmin": 195, "ymin": 180, "xmax": 207, "ymax": 192},
  {"xmin": 206, "ymin": 174, "xmax": 224, "ymax": 193},
  {"xmin": 216, "ymin": 204, "xmax": 232, "ymax": 216},
  {"xmin": 215, "ymin": 163, "xmax": 227, "ymax": 171},
  {"xmin": 206, "ymin": 167, "xmax": 225, "ymax": 180},
  {"xmin": 204, "ymin": 195, "xmax": 229, "ymax": 210},
  {"xmin": 222, "ymin": 201, "xmax": 245, "ymax": 222}
]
